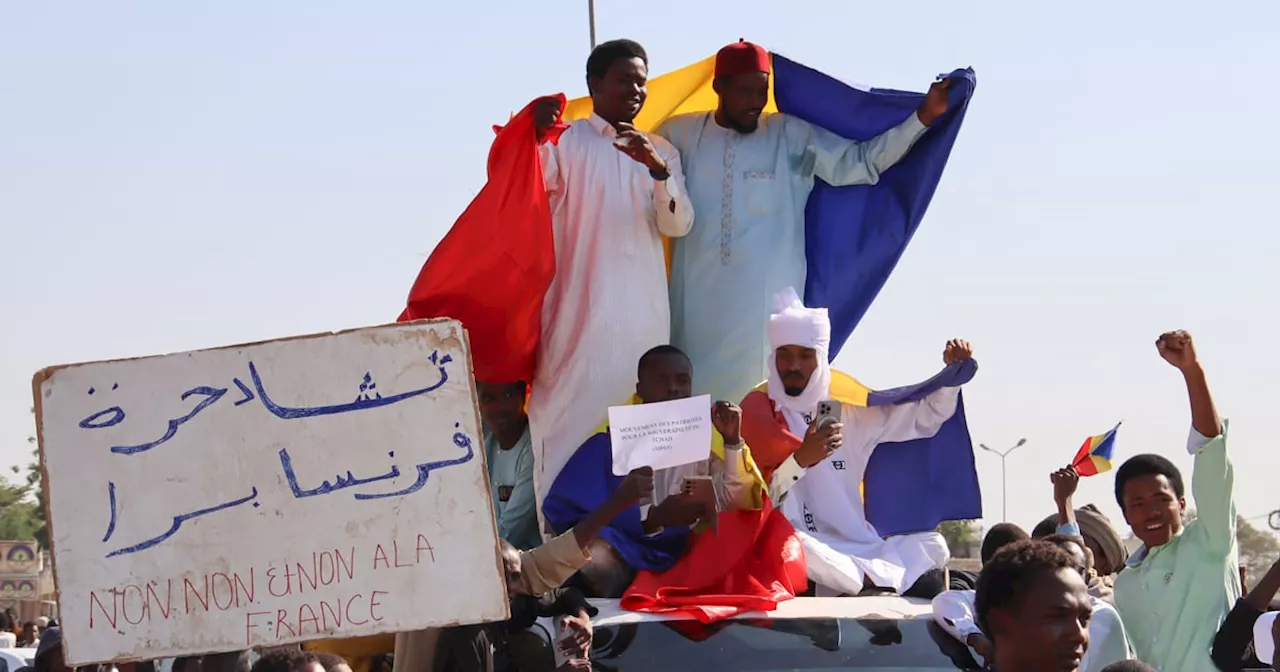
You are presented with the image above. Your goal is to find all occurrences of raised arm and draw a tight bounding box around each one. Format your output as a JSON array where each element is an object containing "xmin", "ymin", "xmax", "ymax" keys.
[
  {"xmin": 1052, "ymin": 466, "xmax": 1081, "ymax": 535},
  {"xmin": 858, "ymin": 340, "xmax": 973, "ymax": 448},
  {"xmin": 532, "ymin": 95, "xmax": 566, "ymax": 196},
  {"xmin": 783, "ymin": 77, "xmax": 952, "ymax": 187},
  {"xmin": 1158, "ymin": 331, "xmax": 1233, "ymax": 552},
  {"xmin": 711, "ymin": 401, "xmax": 764, "ymax": 511}
]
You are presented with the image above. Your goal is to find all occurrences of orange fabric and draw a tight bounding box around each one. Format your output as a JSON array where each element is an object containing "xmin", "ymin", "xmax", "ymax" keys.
[
  {"xmin": 740, "ymin": 390, "xmax": 803, "ymax": 478},
  {"xmin": 398, "ymin": 95, "xmax": 568, "ymax": 384},
  {"xmin": 620, "ymin": 501, "xmax": 806, "ymax": 624}
]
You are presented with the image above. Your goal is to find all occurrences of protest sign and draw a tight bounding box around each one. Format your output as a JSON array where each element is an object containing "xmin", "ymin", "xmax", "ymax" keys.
[
  {"xmin": 607, "ymin": 395, "xmax": 712, "ymax": 476},
  {"xmin": 33, "ymin": 320, "xmax": 507, "ymax": 665}
]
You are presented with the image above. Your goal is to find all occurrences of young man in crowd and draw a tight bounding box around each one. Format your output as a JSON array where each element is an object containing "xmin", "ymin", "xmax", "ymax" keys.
[
  {"xmin": 935, "ymin": 529, "xmax": 1131, "ymax": 670},
  {"xmin": 974, "ymin": 540, "xmax": 1093, "ymax": 672},
  {"xmin": 932, "ymin": 523, "xmax": 1030, "ymax": 660},
  {"xmin": 1112, "ymin": 331, "xmax": 1238, "ymax": 672},
  {"xmin": 478, "ymin": 380, "xmax": 540, "ymax": 550},
  {"xmin": 1035, "ymin": 467, "xmax": 1128, "ymax": 603}
]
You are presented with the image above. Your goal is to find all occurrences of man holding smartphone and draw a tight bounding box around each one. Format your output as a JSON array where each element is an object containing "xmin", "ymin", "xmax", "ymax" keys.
[{"xmin": 740, "ymin": 287, "xmax": 976, "ymax": 599}]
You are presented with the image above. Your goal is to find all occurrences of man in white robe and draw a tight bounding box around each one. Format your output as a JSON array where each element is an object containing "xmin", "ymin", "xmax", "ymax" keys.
[
  {"xmin": 657, "ymin": 40, "xmax": 953, "ymax": 403},
  {"xmin": 527, "ymin": 39, "xmax": 695, "ymax": 516},
  {"xmin": 739, "ymin": 287, "xmax": 973, "ymax": 598}
]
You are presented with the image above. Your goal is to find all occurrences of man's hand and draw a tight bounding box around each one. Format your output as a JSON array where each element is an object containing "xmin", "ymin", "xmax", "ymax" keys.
[
  {"xmin": 534, "ymin": 96, "xmax": 563, "ymax": 139},
  {"xmin": 794, "ymin": 417, "xmax": 843, "ymax": 468},
  {"xmin": 648, "ymin": 493, "xmax": 707, "ymax": 528},
  {"xmin": 557, "ymin": 660, "xmax": 592, "ymax": 671},
  {"xmin": 711, "ymin": 401, "xmax": 743, "ymax": 445},
  {"xmin": 1156, "ymin": 330, "xmax": 1200, "ymax": 372},
  {"xmin": 1051, "ymin": 466, "xmax": 1080, "ymax": 507},
  {"xmin": 558, "ymin": 612, "xmax": 593, "ymax": 658},
  {"xmin": 616, "ymin": 466, "xmax": 654, "ymax": 505},
  {"xmin": 613, "ymin": 122, "xmax": 667, "ymax": 174},
  {"xmin": 942, "ymin": 339, "xmax": 974, "ymax": 365},
  {"xmin": 916, "ymin": 77, "xmax": 953, "ymax": 127}
]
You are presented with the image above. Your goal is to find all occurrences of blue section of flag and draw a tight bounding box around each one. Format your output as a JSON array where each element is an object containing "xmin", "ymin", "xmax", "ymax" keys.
[
  {"xmin": 771, "ymin": 57, "xmax": 977, "ymax": 358},
  {"xmin": 862, "ymin": 361, "xmax": 983, "ymax": 536},
  {"xmin": 542, "ymin": 432, "xmax": 689, "ymax": 572}
]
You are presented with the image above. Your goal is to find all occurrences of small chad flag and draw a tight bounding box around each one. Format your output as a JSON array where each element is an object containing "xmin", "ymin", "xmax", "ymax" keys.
[{"xmin": 1071, "ymin": 424, "xmax": 1120, "ymax": 476}]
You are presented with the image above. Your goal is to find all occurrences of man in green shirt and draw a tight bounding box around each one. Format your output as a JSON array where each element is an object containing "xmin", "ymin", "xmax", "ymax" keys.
[{"xmin": 1112, "ymin": 330, "xmax": 1240, "ymax": 671}]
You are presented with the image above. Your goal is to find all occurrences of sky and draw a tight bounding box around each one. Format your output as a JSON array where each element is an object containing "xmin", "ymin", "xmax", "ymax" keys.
[{"xmin": 2, "ymin": 1, "xmax": 1278, "ymax": 541}]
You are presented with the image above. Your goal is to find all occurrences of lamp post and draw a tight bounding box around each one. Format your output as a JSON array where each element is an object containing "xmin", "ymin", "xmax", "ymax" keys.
[
  {"xmin": 587, "ymin": 0, "xmax": 597, "ymax": 50},
  {"xmin": 979, "ymin": 438, "xmax": 1027, "ymax": 522}
]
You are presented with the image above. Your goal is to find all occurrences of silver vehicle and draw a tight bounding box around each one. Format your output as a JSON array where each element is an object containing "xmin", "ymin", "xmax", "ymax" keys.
[{"xmin": 533, "ymin": 596, "xmax": 982, "ymax": 671}]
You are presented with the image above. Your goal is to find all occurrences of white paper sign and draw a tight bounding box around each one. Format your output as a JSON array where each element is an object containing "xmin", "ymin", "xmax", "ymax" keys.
[
  {"xmin": 33, "ymin": 320, "xmax": 507, "ymax": 665},
  {"xmin": 607, "ymin": 395, "xmax": 712, "ymax": 476}
]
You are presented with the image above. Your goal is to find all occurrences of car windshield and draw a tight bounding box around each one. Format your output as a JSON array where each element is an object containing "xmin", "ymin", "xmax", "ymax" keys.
[{"xmin": 586, "ymin": 616, "xmax": 981, "ymax": 670}]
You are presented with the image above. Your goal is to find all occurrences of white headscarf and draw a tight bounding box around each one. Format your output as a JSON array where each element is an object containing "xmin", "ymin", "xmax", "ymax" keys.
[{"xmin": 766, "ymin": 287, "xmax": 831, "ymax": 415}]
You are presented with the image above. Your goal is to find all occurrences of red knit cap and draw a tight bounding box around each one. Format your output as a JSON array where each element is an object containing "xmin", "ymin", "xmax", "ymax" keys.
[{"xmin": 714, "ymin": 39, "xmax": 770, "ymax": 78}]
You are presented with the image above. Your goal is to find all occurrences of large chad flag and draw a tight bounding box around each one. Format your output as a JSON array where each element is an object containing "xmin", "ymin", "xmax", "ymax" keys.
[{"xmin": 398, "ymin": 51, "xmax": 975, "ymax": 382}]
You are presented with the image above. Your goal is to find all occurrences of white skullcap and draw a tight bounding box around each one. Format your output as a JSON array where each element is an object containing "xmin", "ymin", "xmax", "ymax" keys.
[
  {"xmin": 1256, "ymin": 611, "xmax": 1278, "ymax": 666},
  {"xmin": 766, "ymin": 287, "xmax": 832, "ymax": 414},
  {"xmin": 767, "ymin": 287, "xmax": 831, "ymax": 354}
]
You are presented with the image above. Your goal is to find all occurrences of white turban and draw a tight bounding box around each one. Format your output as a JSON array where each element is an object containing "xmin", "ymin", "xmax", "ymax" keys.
[{"xmin": 766, "ymin": 287, "xmax": 831, "ymax": 414}]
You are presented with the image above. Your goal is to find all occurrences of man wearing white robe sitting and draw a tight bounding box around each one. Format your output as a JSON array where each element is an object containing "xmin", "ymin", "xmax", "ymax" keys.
[{"xmin": 739, "ymin": 287, "xmax": 974, "ymax": 598}]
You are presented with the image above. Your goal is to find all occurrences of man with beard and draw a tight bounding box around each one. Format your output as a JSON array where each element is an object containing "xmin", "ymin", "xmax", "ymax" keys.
[
  {"xmin": 1112, "ymin": 330, "xmax": 1237, "ymax": 672},
  {"xmin": 524, "ymin": 39, "xmax": 695, "ymax": 517},
  {"xmin": 656, "ymin": 39, "xmax": 952, "ymax": 404},
  {"xmin": 739, "ymin": 287, "xmax": 975, "ymax": 598}
]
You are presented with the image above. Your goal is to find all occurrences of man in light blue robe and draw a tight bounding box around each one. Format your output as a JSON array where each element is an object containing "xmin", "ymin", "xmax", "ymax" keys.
[{"xmin": 656, "ymin": 40, "xmax": 954, "ymax": 402}]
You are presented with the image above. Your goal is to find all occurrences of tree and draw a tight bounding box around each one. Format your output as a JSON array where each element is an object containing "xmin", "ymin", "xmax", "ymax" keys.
[
  {"xmin": 1237, "ymin": 514, "xmax": 1280, "ymax": 587},
  {"xmin": 937, "ymin": 520, "xmax": 981, "ymax": 557},
  {"xmin": 0, "ymin": 408, "xmax": 45, "ymax": 546}
]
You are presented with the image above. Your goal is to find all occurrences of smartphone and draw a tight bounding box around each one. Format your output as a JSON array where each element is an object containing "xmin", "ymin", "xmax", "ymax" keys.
[{"xmin": 816, "ymin": 400, "xmax": 842, "ymax": 429}]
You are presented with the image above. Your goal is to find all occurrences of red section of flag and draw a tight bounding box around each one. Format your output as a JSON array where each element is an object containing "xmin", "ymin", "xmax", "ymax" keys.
[
  {"xmin": 620, "ymin": 502, "xmax": 807, "ymax": 623},
  {"xmin": 398, "ymin": 96, "xmax": 567, "ymax": 384}
]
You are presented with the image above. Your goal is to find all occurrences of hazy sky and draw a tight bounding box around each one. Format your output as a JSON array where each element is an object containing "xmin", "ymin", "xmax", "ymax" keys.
[{"xmin": 2, "ymin": 1, "xmax": 1277, "ymax": 540}]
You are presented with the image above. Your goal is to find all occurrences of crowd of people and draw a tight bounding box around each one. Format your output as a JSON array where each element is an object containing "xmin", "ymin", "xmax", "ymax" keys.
[
  {"xmin": 39, "ymin": 33, "xmax": 1273, "ymax": 672},
  {"xmin": 393, "ymin": 33, "xmax": 1271, "ymax": 672}
]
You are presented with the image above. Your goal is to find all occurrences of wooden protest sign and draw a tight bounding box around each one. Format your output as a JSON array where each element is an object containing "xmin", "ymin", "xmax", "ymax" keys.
[{"xmin": 32, "ymin": 320, "xmax": 506, "ymax": 665}]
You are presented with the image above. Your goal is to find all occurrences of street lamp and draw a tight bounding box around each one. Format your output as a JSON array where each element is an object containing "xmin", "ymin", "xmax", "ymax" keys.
[
  {"xmin": 979, "ymin": 438, "xmax": 1027, "ymax": 522},
  {"xmin": 587, "ymin": 0, "xmax": 597, "ymax": 50}
]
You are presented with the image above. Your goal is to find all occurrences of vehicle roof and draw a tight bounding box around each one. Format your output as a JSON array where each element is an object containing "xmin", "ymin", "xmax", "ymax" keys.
[{"xmin": 590, "ymin": 595, "xmax": 934, "ymax": 627}]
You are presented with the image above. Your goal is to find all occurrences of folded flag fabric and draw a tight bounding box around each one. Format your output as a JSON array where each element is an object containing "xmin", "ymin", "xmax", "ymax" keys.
[
  {"xmin": 397, "ymin": 95, "xmax": 567, "ymax": 384},
  {"xmin": 1072, "ymin": 424, "xmax": 1120, "ymax": 476},
  {"xmin": 621, "ymin": 501, "xmax": 807, "ymax": 624}
]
